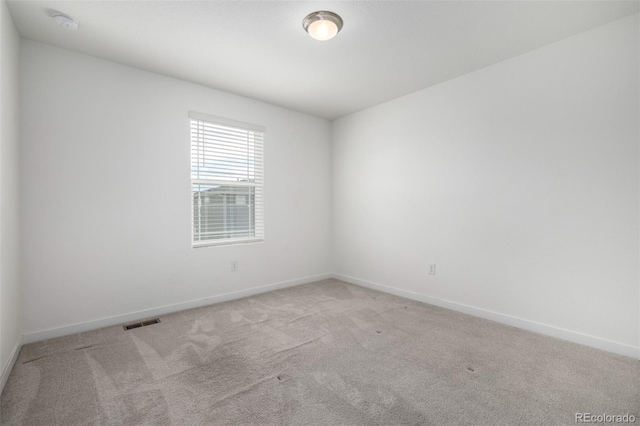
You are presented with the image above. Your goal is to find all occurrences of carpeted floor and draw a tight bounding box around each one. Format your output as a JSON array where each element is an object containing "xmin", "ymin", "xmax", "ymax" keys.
[{"xmin": 1, "ymin": 279, "xmax": 638, "ymax": 425}]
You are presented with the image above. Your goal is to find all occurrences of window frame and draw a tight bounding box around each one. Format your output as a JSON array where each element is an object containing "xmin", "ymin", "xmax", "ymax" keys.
[{"xmin": 190, "ymin": 112, "xmax": 265, "ymax": 248}]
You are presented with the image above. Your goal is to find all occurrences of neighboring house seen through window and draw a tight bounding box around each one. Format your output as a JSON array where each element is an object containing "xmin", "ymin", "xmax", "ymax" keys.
[{"xmin": 190, "ymin": 112, "xmax": 264, "ymax": 247}]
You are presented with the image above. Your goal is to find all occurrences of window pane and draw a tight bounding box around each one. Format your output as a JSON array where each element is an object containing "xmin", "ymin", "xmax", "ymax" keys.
[
  {"xmin": 192, "ymin": 183, "xmax": 256, "ymax": 241},
  {"xmin": 190, "ymin": 114, "xmax": 264, "ymax": 246},
  {"xmin": 190, "ymin": 121, "xmax": 263, "ymax": 183}
]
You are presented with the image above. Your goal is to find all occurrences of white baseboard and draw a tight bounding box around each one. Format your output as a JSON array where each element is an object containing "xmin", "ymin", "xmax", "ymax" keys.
[
  {"xmin": 332, "ymin": 273, "xmax": 640, "ymax": 360},
  {"xmin": 21, "ymin": 272, "xmax": 639, "ymax": 360},
  {"xmin": 1, "ymin": 337, "xmax": 22, "ymax": 396},
  {"xmin": 22, "ymin": 273, "xmax": 332, "ymax": 344}
]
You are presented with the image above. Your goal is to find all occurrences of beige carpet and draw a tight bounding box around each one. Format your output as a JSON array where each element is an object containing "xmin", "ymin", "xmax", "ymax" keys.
[{"xmin": 1, "ymin": 279, "xmax": 638, "ymax": 425}]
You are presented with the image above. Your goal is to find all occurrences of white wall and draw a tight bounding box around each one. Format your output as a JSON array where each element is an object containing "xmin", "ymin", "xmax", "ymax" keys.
[
  {"xmin": 332, "ymin": 15, "xmax": 639, "ymax": 357},
  {"xmin": 14, "ymin": 13, "xmax": 640, "ymax": 360},
  {"xmin": 0, "ymin": 0, "xmax": 22, "ymax": 391},
  {"xmin": 20, "ymin": 41, "xmax": 332, "ymax": 339}
]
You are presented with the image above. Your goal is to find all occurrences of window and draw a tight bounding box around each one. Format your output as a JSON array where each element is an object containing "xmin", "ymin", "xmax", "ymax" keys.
[{"xmin": 190, "ymin": 112, "xmax": 264, "ymax": 247}]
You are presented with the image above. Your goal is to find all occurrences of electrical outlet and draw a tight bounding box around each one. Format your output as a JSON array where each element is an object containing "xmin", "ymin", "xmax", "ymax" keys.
[
  {"xmin": 428, "ymin": 264, "xmax": 436, "ymax": 275},
  {"xmin": 231, "ymin": 260, "xmax": 238, "ymax": 272}
]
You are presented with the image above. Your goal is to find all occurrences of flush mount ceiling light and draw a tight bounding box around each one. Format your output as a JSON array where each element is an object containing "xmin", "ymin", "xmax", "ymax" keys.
[
  {"xmin": 53, "ymin": 12, "xmax": 79, "ymax": 30},
  {"xmin": 303, "ymin": 11, "xmax": 343, "ymax": 41}
]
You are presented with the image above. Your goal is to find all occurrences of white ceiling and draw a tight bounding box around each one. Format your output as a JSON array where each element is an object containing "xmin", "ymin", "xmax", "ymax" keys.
[{"xmin": 7, "ymin": 1, "xmax": 639, "ymax": 120}]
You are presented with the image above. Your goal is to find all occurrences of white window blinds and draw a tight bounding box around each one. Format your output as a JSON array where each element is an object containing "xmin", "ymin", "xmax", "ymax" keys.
[{"xmin": 190, "ymin": 112, "xmax": 264, "ymax": 246}]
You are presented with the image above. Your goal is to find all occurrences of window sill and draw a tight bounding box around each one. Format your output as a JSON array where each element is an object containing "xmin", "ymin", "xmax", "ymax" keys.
[{"xmin": 192, "ymin": 238, "xmax": 264, "ymax": 248}]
